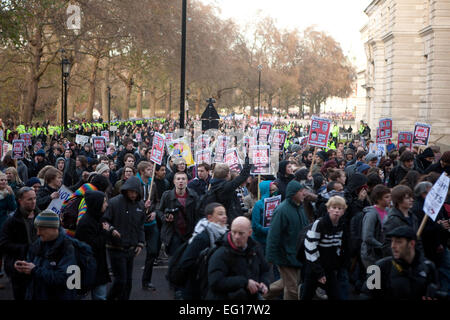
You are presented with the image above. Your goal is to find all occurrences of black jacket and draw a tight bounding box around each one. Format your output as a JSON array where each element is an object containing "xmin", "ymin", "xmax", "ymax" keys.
[
  {"xmin": 206, "ymin": 232, "xmax": 270, "ymax": 300},
  {"xmin": 63, "ymin": 158, "xmax": 78, "ymax": 187},
  {"xmin": 209, "ymin": 164, "xmax": 251, "ymax": 226},
  {"xmin": 388, "ymin": 164, "xmax": 418, "ymax": 188},
  {"xmin": 0, "ymin": 207, "xmax": 40, "ymax": 277},
  {"xmin": 411, "ymin": 197, "xmax": 449, "ymax": 264},
  {"xmin": 425, "ymin": 162, "xmax": 450, "ymax": 175},
  {"xmin": 102, "ymin": 176, "xmax": 145, "ymax": 249},
  {"xmin": 156, "ymin": 188, "xmax": 200, "ymax": 247},
  {"xmin": 362, "ymin": 251, "xmax": 438, "ymax": 300},
  {"xmin": 36, "ymin": 184, "xmax": 59, "ymax": 211},
  {"xmin": 27, "ymin": 160, "xmax": 48, "ymax": 179},
  {"xmin": 382, "ymin": 207, "xmax": 423, "ymax": 257},
  {"xmin": 75, "ymin": 190, "xmax": 111, "ymax": 286},
  {"xmin": 117, "ymin": 147, "xmax": 136, "ymax": 169},
  {"xmin": 273, "ymin": 160, "xmax": 294, "ymax": 201},
  {"xmin": 188, "ymin": 176, "xmax": 210, "ymax": 197}
]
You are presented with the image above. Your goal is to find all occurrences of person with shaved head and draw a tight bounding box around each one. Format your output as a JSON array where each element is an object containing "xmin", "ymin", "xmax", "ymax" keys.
[{"xmin": 205, "ymin": 216, "xmax": 270, "ymax": 300}]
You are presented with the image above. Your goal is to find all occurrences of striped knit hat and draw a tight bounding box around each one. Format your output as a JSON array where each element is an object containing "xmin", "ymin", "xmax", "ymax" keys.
[{"xmin": 34, "ymin": 209, "xmax": 60, "ymax": 229}]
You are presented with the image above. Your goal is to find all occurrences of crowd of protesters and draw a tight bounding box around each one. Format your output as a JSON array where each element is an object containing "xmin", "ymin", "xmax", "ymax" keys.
[{"xmin": 0, "ymin": 115, "xmax": 448, "ymax": 301}]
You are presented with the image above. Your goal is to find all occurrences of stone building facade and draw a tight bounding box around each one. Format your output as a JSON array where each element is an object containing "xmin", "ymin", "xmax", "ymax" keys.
[{"xmin": 361, "ymin": 0, "xmax": 450, "ymax": 148}]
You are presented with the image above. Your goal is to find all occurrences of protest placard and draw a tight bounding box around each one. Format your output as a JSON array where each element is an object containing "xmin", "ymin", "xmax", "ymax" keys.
[
  {"xmin": 12, "ymin": 140, "xmax": 25, "ymax": 159},
  {"xmin": 167, "ymin": 138, "xmax": 195, "ymax": 167},
  {"xmin": 398, "ymin": 131, "xmax": 413, "ymax": 150},
  {"xmin": 75, "ymin": 134, "xmax": 90, "ymax": 146},
  {"xmin": 214, "ymin": 136, "xmax": 229, "ymax": 163},
  {"xmin": 258, "ymin": 122, "xmax": 273, "ymax": 144},
  {"xmin": 196, "ymin": 134, "xmax": 210, "ymax": 150},
  {"xmin": 150, "ymin": 132, "xmax": 165, "ymax": 165},
  {"xmin": 47, "ymin": 185, "xmax": 72, "ymax": 215},
  {"xmin": 307, "ymin": 117, "xmax": 332, "ymax": 148},
  {"xmin": 250, "ymin": 145, "xmax": 271, "ymax": 175},
  {"xmin": 195, "ymin": 149, "xmax": 212, "ymax": 165},
  {"xmin": 92, "ymin": 136, "xmax": 107, "ymax": 155},
  {"xmin": 270, "ymin": 130, "xmax": 287, "ymax": 151},
  {"xmin": 378, "ymin": 118, "xmax": 393, "ymax": 140},
  {"xmin": 136, "ymin": 133, "xmax": 142, "ymax": 142},
  {"xmin": 101, "ymin": 131, "xmax": 110, "ymax": 142},
  {"xmin": 413, "ymin": 123, "xmax": 431, "ymax": 146},
  {"xmin": 423, "ymin": 173, "xmax": 449, "ymax": 221},
  {"xmin": 264, "ymin": 195, "xmax": 281, "ymax": 227},
  {"xmin": 20, "ymin": 133, "xmax": 32, "ymax": 147},
  {"xmin": 225, "ymin": 148, "xmax": 242, "ymax": 173}
]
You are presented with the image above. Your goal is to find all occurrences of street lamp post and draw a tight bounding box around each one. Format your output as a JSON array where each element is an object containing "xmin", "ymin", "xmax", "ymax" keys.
[
  {"xmin": 107, "ymin": 86, "xmax": 111, "ymax": 130},
  {"xmin": 186, "ymin": 88, "xmax": 190, "ymax": 121},
  {"xmin": 61, "ymin": 57, "xmax": 71, "ymax": 131},
  {"xmin": 257, "ymin": 65, "xmax": 262, "ymax": 124},
  {"xmin": 180, "ymin": 0, "xmax": 187, "ymax": 129}
]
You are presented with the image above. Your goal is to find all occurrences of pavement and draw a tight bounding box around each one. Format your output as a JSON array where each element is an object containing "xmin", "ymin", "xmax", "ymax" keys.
[{"xmin": 0, "ymin": 250, "xmax": 174, "ymax": 300}]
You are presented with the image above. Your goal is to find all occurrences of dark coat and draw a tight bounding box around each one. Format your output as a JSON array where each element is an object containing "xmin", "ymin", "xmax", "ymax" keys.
[
  {"xmin": 75, "ymin": 190, "xmax": 111, "ymax": 286},
  {"xmin": 0, "ymin": 207, "xmax": 39, "ymax": 277},
  {"xmin": 27, "ymin": 160, "xmax": 48, "ymax": 179},
  {"xmin": 209, "ymin": 164, "xmax": 251, "ymax": 226},
  {"xmin": 273, "ymin": 160, "xmax": 295, "ymax": 201},
  {"xmin": 25, "ymin": 231, "xmax": 78, "ymax": 300},
  {"xmin": 382, "ymin": 207, "xmax": 423, "ymax": 257},
  {"xmin": 206, "ymin": 232, "xmax": 270, "ymax": 300},
  {"xmin": 187, "ymin": 176, "xmax": 210, "ymax": 197},
  {"xmin": 388, "ymin": 164, "xmax": 418, "ymax": 188},
  {"xmin": 63, "ymin": 158, "xmax": 78, "ymax": 187},
  {"xmin": 424, "ymin": 162, "xmax": 450, "ymax": 175},
  {"xmin": 156, "ymin": 188, "xmax": 200, "ymax": 247},
  {"xmin": 362, "ymin": 251, "xmax": 438, "ymax": 300},
  {"xmin": 36, "ymin": 184, "xmax": 59, "ymax": 211},
  {"xmin": 102, "ymin": 176, "xmax": 146, "ymax": 249}
]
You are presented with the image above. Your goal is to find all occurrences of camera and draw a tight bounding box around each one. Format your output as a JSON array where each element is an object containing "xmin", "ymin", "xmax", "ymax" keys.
[{"xmin": 165, "ymin": 207, "xmax": 179, "ymax": 218}]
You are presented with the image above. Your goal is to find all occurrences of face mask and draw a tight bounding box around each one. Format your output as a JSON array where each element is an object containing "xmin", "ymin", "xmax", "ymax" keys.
[{"xmin": 271, "ymin": 191, "xmax": 279, "ymax": 197}]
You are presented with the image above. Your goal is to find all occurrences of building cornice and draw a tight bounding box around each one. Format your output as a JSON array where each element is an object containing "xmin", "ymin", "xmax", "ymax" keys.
[
  {"xmin": 364, "ymin": 0, "xmax": 384, "ymax": 16},
  {"xmin": 419, "ymin": 25, "xmax": 450, "ymax": 37}
]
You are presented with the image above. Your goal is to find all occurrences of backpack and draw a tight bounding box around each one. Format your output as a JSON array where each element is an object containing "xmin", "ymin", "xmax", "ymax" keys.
[
  {"xmin": 296, "ymin": 222, "xmax": 315, "ymax": 263},
  {"xmin": 195, "ymin": 228, "xmax": 219, "ymax": 299},
  {"xmin": 64, "ymin": 237, "xmax": 97, "ymax": 295},
  {"xmin": 198, "ymin": 188, "xmax": 220, "ymax": 217},
  {"xmin": 60, "ymin": 196, "xmax": 83, "ymax": 230},
  {"xmin": 167, "ymin": 241, "xmax": 189, "ymax": 287}
]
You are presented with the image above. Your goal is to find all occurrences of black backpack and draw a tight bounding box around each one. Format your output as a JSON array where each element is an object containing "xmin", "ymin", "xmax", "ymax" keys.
[
  {"xmin": 64, "ymin": 237, "xmax": 97, "ymax": 295},
  {"xmin": 195, "ymin": 228, "xmax": 219, "ymax": 299},
  {"xmin": 60, "ymin": 196, "xmax": 83, "ymax": 230},
  {"xmin": 296, "ymin": 222, "xmax": 315, "ymax": 263},
  {"xmin": 198, "ymin": 188, "xmax": 220, "ymax": 217}
]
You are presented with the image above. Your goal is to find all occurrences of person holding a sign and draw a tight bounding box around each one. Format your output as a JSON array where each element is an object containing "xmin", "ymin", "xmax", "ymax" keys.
[
  {"xmin": 251, "ymin": 181, "xmax": 279, "ymax": 251},
  {"xmin": 36, "ymin": 168, "xmax": 62, "ymax": 211},
  {"xmin": 265, "ymin": 180, "xmax": 310, "ymax": 300}
]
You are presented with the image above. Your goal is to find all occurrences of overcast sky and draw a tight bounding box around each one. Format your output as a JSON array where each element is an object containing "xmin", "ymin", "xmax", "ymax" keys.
[{"xmin": 198, "ymin": 0, "xmax": 372, "ymax": 69}]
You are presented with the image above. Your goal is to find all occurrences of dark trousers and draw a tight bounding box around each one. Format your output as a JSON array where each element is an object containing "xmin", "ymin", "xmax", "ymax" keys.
[
  {"xmin": 142, "ymin": 224, "xmax": 159, "ymax": 285},
  {"xmin": 107, "ymin": 248, "xmax": 135, "ymax": 300},
  {"xmin": 11, "ymin": 275, "xmax": 28, "ymax": 300},
  {"xmin": 300, "ymin": 266, "xmax": 340, "ymax": 300}
]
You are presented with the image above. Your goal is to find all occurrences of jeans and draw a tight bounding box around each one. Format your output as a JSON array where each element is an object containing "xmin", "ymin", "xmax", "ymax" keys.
[
  {"xmin": 91, "ymin": 284, "xmax": 107, "ymax": 300},
  {"xmin": 337, "ymin": 267, "xmax": 350, "ymax": 300},
  {"xmin": 107, "ymin": 248, "xmax": 135, "ymax": 300},
  {"xmin": 142, "ymin": 224, "xmax": 159, "ymax": 285}
]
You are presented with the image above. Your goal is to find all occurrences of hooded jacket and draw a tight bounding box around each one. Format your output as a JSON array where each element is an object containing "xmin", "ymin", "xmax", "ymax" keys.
[
  {"xmin": 209, "ymin": 163, "xmax": 251, "ymax": 226},
  {"xmin": 415, "ymin": 147, "xmax": 434, "ymax": 173},
  {"xmin": 251, "ymin": 181, "xmax": 273, "ymax": 246},
  {"xmin": 75, "ymin": 190, "xmax": 111, "ymax": 286},
  {"xmin": 266, "ymin": 180, "xmax": 309, "ymax": 268},
  {"xmin": 274, "ymin": 160, "xmax": 294, "ymax": 201},
  {"xmin": 102, "ymin": 176, "xmax": 145, "ymax": 249},
  {"xmin": 206, "ymin": 232, "xmax": 270, "ymax": 300},
  {"xmin": 361, "ymin": 206, "xmax": 385, "ymax": 267}
]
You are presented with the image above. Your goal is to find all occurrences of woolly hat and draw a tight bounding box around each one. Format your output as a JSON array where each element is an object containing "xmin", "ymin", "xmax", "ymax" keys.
[
  {"xmin": 34, "ymin": 209, "xmax": 60, "ymax": 229},
  {"xmin": 35, "ymin": 149, "xmax": 46, "ymax": 157},
  {"xmin": 365, "ymin": 153, "xmax": 378, "ymax": 162},
  {"xmin": 96, "ymin": 163, "xmax": 109, "ymax": 175},
  {"xmin": 26, "ymin": 177, "xmax": 41, "ymax": 187},
  {"xmin": 421, "ymin": 147, "xmax": 434, "ymax": 159}
]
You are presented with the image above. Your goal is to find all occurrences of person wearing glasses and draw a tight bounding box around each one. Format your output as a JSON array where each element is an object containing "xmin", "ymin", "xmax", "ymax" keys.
[{"xmin": 113, "ymin": 166, "xmax": 136, "ymax": 197}]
